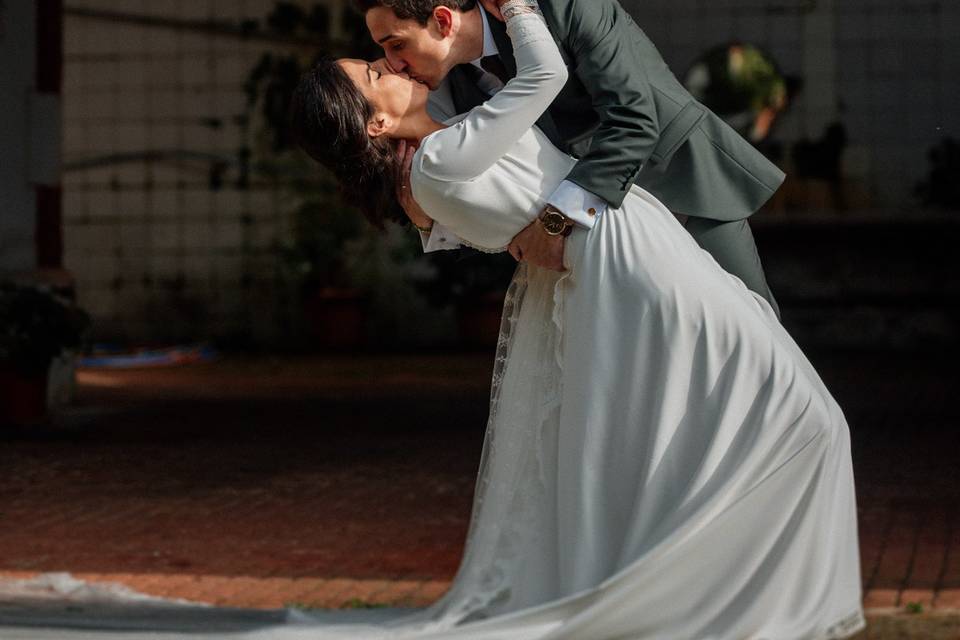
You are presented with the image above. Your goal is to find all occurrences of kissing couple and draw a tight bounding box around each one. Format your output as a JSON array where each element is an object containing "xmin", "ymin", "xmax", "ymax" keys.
[{"xmin": 284, "ymin": 0, "xmax": 867, "ymax": 638}]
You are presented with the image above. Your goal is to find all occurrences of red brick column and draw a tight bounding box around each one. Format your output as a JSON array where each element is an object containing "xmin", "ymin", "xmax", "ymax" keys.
[{"xmin": 35, "ymin": 0, "xmax": 63, "ymax": 270}]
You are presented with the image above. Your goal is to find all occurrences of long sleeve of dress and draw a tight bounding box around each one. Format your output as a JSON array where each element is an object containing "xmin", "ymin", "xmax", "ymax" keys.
[{"xmin": 416, "ymin": 8, "xmax": 569, "ymax": 183}]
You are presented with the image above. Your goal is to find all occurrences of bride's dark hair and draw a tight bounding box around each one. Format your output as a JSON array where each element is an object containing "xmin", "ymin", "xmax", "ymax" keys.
[{"xmin": 289, "ymin": 56, "xmax": 405, "ymax": 229}]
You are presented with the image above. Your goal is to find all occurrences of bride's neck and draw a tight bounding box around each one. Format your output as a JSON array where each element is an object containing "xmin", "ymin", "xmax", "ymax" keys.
[{"xmin": 394, "ymin": 111, "xmax": 446, "ymax": 143}]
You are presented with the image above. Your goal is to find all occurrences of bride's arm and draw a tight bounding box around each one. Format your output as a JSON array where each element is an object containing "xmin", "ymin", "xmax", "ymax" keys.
[{"xmin": 416, "ymin": 0, "xmax": 568, "ymax": 182}]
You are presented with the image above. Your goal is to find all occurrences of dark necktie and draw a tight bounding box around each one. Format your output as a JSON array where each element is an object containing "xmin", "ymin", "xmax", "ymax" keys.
[{"xmin": 480, "ymin": 55, "xmax": 511, "ymax": 85}]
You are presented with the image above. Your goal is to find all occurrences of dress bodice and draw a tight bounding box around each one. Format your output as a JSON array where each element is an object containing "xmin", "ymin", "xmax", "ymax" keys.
[{"xmin": 412, "ymin": 123, "xmax": 577, "ymax": 252}]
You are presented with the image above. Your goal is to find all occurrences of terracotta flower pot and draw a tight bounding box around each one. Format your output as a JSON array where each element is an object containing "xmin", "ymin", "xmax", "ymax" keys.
[
  {"xmin": 302, "ymin": 287, "xmax": 367, "ymax": 351},
  {"xmin": 456, "ymin": 291, "xmax": 507, "ymax": 350},
  {"xmin": 0, "ymin": 367, "xmax": 49, "ymax": 425}
]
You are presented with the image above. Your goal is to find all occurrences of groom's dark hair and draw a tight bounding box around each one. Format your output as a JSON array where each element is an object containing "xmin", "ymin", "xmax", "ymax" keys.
[{"xmin": 353, "ymin": 0, "xmax": 477, "ymax": 25}]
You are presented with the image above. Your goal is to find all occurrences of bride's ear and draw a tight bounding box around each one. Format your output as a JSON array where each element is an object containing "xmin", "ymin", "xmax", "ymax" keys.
[{"xmin": 367, "ymin": 114, "xmax": 392, "ymax": 138}]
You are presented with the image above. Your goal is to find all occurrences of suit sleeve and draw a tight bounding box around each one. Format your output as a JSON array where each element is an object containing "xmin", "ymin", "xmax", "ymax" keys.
[{"xmin": 541, "ymin": 0, "xmax": 660, "ymax": 209}]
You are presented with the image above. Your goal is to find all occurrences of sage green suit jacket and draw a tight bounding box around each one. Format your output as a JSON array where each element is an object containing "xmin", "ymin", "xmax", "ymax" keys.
[{"xmin": 445, "ymin": 0, "xmax": 785, "ymax": 221}]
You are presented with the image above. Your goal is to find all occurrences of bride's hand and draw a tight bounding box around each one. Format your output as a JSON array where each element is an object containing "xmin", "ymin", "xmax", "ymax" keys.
[
  {"xmin": 478, "ymin": 0, "xmax": 505, "ymax": 21},
  {"xmin": 480, "ymin": 0, "xmax": 538, "ymax": 21},
  {"xmin": 396, "ymin": 139, "xmax": 434, "ymax": 232}
]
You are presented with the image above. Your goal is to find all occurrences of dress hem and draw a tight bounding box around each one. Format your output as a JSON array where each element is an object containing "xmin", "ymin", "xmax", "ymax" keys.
[{"xmin": 818, "ymin": 608, "xmax": 867, "ymax": 640}]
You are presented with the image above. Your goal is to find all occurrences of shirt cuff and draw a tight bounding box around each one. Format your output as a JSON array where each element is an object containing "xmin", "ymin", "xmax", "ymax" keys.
[
  {"xmin": 420, "ymin": 221, "xmax": 463, "ymax": 253},
  {"xmin": 547, "ymin": 180, "xmax": 607, "ymax": 229}
]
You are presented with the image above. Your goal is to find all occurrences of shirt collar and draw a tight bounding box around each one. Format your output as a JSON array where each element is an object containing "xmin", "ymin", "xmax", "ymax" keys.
[{"xmin": 470, "ymin": 7, "xmax": 500, "ymax": 67}]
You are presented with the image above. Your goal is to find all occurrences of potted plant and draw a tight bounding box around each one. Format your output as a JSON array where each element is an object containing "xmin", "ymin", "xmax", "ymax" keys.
[
  {"xmin": 278, "ymin": 178, "xmax": 370, "ymax": 350},
  {"xmin": 242, "ymin": 9, "xmax": 383, "ymax": 351},
  {"xmin": 417, "ymin": 251, "xmax": 519, "ymax": 349},
  {"xmin": 0, "ymin": 281, "xmax": 90, "ymax": 424},
  {"xmin": 242, "ymin": 2, "xmax": 481, "ymax": 351}
]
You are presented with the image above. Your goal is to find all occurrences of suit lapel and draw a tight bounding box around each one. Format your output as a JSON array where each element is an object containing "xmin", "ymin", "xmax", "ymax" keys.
[
  {"xmin": 487, "ymin": 11, "xmax": 517, "ymax": 79},
  {"xmin": 449, "ymin": 64, "xmax": 490, "ymax": 114}
]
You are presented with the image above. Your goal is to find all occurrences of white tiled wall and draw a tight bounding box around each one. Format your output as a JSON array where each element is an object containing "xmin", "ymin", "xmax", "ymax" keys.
[
  {"xmin": 61, "ymin": 0, "xmax": 958, "ymax": 345},
  {"xmin": 62, "ymin": 0, "xmax": 331, "ymax": 345}
]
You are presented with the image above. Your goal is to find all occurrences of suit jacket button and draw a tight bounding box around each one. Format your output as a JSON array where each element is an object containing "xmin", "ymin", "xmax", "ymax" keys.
[{"xmin": 588, "ymin": 208, "xmax": 597, "ymax": 216}]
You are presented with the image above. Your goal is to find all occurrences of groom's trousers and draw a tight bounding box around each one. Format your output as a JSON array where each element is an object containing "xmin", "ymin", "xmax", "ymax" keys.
[{"xmin": 683, "ymin": 216, "xmax": 781, "ymax": 320}]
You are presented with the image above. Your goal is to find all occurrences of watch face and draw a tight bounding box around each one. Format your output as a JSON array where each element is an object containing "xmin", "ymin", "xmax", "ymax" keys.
[{"xmin": 542, "ymin": 211, "xmax": 566, "ymax": 234}]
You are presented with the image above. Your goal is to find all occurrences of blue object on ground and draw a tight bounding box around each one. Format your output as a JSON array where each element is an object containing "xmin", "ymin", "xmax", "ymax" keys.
[{"xmin": 77, "ymin": 344, "xmax": 218, "ymax": 369}]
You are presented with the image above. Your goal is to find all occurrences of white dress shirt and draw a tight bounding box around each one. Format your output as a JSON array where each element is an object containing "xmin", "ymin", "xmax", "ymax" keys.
[{"xmin": 419, "ymin": 8, "xmax": 607, "ymax": 252}]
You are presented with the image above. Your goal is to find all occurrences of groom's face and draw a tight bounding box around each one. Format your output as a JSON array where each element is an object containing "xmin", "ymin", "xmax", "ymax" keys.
[{"xmin": 365, "ymin": 6, "xmax": 458, "ymax": 90}]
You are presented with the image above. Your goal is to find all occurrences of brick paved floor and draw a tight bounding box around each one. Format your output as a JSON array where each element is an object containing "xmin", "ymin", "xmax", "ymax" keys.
[{"xmin": 0, "ymin": 351, "xmax": 957, "ymax": 619}]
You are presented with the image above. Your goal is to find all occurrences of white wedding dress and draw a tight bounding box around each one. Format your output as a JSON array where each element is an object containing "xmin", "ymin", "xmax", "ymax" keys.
[{"xmin": 268, "ymin": 7, "xmax": 868, "ymax": 639}]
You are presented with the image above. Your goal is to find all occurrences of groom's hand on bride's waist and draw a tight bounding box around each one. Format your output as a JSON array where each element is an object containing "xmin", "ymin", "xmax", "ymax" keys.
[{"xmin": 508, "ymin": 213, "xmax": 566, "ymax": 272}]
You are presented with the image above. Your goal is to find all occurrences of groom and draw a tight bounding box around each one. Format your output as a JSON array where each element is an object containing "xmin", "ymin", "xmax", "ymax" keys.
[{"xmin": 356, "ymin": 0, "xmax": 784, "ymax": 316}]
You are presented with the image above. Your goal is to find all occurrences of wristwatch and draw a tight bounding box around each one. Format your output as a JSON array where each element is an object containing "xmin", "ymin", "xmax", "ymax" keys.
[{"xmin": 538, "ymin": 205, "xmax": 575, "ymax": 237}]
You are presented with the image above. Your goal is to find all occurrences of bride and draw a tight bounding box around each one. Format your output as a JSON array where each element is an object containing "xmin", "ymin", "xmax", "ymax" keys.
[{"xmin": 285, "ymin": 1, "xmax": 866, "ymax": 638}]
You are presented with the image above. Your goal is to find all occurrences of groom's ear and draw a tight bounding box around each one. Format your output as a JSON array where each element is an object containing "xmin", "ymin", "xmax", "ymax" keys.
[{"xmin": 431, "ymin": 6, "xmax": 455, "ymax": 37}]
